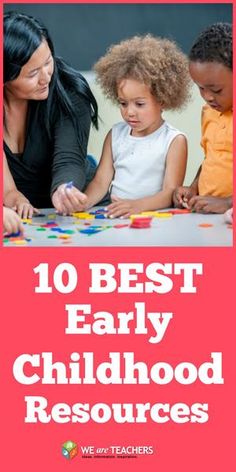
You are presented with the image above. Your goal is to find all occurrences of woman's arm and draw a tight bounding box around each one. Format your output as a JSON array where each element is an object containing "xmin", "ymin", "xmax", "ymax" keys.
[
  {"xmin": 51, "ymin": 95, "xmax": 91, "ymax": 192},
  {"xmin": 107, "ymin": 134, "xmax": 188, "ymax": 218},
  {"xmin": 3, "ymin": 151, "xmax": 18, "ymax": 199},
  {"xmin": 51, "ymin": 94, "xmax": 93, "ymax": 214},
  {"xmin": 3, "ymin": 152, "xmax": 37, "ymax": 218}
]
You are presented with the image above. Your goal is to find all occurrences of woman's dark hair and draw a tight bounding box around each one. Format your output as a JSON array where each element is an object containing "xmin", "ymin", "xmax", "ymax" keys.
[
  {"xmin": 189, "ymin": 22, "xmax": 232, "ymax": 70},
  {"xmin": 4, "ymin": 11, "xmax": 98, "ymax": 130}
]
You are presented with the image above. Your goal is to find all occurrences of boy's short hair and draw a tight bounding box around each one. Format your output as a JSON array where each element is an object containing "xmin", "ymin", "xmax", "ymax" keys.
[
  {"xmin": 94, "ymin": 34, "xmax": 191, "ymax": 110},
  {"xmin": 189, "ymin": 22, "xmax": 232, "ymax": 70}
]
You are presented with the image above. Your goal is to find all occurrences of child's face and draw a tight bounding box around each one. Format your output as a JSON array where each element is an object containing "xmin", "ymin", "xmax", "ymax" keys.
[
  {"xmin": 117, "ymin": 79, "xmax": 162, "ymax": 137},
  {"xmin": 189, "ymin": 61, "xmax": 232, "ymax": 113}
]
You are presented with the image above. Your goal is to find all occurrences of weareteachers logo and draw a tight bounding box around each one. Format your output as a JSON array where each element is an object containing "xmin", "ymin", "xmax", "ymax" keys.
[
  {"xmin": 62, "ymin": 440, "xmax": 78, "ymax": 460},
  {"xmin": 61, "ymin": 440, "xmax": 155, "ymax": 460}
]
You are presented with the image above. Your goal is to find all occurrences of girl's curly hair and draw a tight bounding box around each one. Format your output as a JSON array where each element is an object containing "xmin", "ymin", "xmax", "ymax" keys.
[
  {"xmin": 94, "ymin": 34, "xmax": 191, "ymax": 110},
  {"xmin": 189, "ymin": 23, "xmax": 232, "ymax": 70}
]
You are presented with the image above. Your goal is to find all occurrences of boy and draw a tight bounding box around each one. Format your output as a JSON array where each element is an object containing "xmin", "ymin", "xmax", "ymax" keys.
[{"xmin": 174, "ymin": 23, "xmax": 232, "ymax": 213}]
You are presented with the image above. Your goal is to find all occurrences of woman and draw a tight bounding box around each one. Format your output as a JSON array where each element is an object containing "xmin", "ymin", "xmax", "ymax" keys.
[{"xmin": 4, "ymin": 11, "xmax": 98, "ymax": 214}]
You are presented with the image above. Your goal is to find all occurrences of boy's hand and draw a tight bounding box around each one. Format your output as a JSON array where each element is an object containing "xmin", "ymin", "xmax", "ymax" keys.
[
  {"xmin": 3, "ymin": 207, "xmax": 24, "ymax": 234},
  {"xmin": 224, "ymin": 207, "xmax": 233, "ymax": 224},
  {"xmin": 188, "ymin": 195, "xmax": 232, "ymax": 214},
  {"xmin": 107, "ymin": 196, "xmax": 141, "ymax": 218},
  {"xmin": 52, "ymin": 184, "xmax": 88, "ymax": 215},
  {"xmin": 173, "ymin": 186, "xmax": 198, "ymax": 208}
]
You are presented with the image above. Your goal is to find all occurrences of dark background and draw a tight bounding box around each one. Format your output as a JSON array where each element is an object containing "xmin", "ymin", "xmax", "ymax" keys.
[{"xmin": 4, "ymin": 3, "xmax": 232, "ymax": 70}]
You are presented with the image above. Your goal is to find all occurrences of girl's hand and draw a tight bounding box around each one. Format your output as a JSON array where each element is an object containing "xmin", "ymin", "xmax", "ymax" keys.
[
  {"xmin": 188, "ymin": 195, "xmax": 232, "ymax": 214},
  {"xmin": 3, "ymin": 207, "xmax": 24, "ymax": 234},
  {"xmin": 107, "ymin": 196, "xmax": 142, "ymax": 218},
  {"xmin": 173, "ymin": 186, "xmax": 197, "ymax": 208},
  {"xmin": 52, "ymin": 184, "xmax": 88, "ymax": 215}
]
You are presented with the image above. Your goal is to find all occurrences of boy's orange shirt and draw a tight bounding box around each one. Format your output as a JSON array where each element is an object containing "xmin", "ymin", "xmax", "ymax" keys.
[{"xmin": 199, "ymin": 105, "xmax": 233, "ymax": 197}]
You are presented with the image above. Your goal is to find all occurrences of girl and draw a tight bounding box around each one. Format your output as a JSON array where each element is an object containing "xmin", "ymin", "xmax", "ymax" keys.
[
  {"xmin": 173, "ymin": 23, "xmax": 232, "ymax": 214},
  {"xmin": 4, "ymin": 11, "xmax": 98, "ymax": 215},
  {"xmin": 77, "ymin": 35, "xmax": 191, "ymax": 217}
]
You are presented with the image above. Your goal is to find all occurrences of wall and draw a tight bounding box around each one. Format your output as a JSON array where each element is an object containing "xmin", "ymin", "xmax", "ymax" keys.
[{"xmin": 4, "ymin": 3, "xmax": 232, "ymax": 70}]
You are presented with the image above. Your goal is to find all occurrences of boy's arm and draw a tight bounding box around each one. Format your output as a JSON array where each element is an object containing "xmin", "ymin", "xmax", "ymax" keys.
[
  {"xmin": 83, "ymin": 130, "xmax": 115, "ymax": 209},
  {"xmin": 107, "ymin": 134, "xmax": 188, "ymax": 217},
  {"xmin": 190, "ymin": 165, "xmax": 202, "ymax": 191}
]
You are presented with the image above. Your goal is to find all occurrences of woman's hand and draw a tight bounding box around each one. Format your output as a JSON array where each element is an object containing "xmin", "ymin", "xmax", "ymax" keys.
[
  {"xmin": 107, "ymin": 196, "xmax": 142, "ymax": 218},
  {"xmin": 3, "ymin": 207, "xmax": 24, "ymax": 234},
  {"xmin": 13, "ymin": 199, "xmax": 39, "ymax": 219},
  {"xmin": 4, "ymin": 183, "xmax": 38, "ymax": 218},
  {"xmin": 52, "ymin": 184, "xmax": 88, "ymax": 214}
]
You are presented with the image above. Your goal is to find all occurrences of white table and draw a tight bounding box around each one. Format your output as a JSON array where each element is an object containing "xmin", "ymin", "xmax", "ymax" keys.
[
  {"xmin": 4, "ymin": 207, "xmax": 233, "ymax": 247},
  {"xmin": 3, "ymin": 208, "xmax": 233, "ymax": 247}
]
